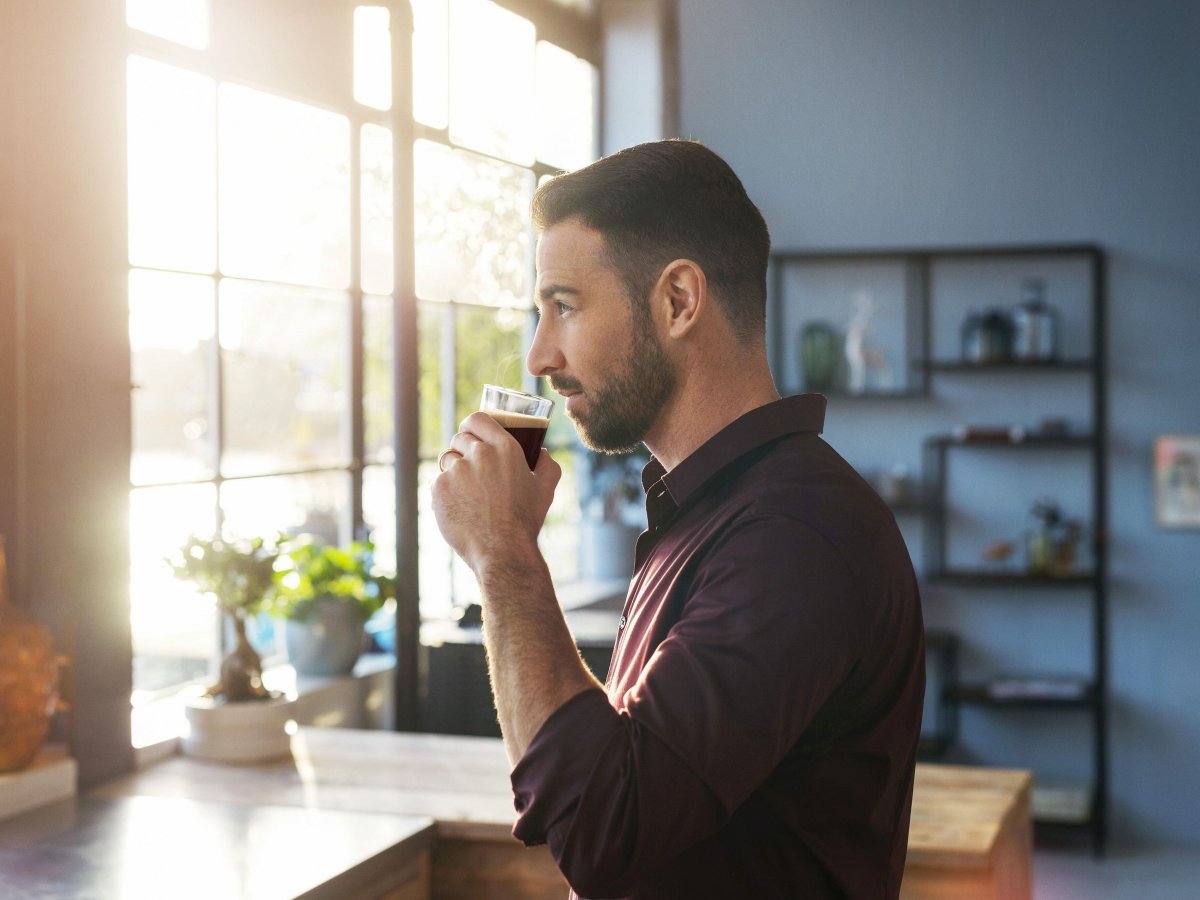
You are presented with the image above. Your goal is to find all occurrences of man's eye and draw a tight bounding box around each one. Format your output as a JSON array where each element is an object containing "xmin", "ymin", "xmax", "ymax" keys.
[{"xmin": 555, "ymin": 301, "xmax": 573, "ymax": 317}]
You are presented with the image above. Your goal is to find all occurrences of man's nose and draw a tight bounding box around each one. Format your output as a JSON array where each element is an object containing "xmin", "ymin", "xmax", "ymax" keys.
[{"xmin": 526, "ymin": 318, "xmax": 564, "ymax": 377}]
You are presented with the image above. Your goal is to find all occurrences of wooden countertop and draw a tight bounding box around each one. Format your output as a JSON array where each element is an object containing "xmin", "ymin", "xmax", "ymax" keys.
[
  {"xmin": 0, "ymin": 792, "xmax": 433, "ymax": 900},
  {"xmin": 97, "ymin": 727, "xmax": 1032, "ymax": 864}
]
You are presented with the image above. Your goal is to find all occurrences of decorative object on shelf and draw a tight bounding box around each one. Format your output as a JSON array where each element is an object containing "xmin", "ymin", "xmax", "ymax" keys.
[
  {"xmin": 1027, "ymin": 497, "xmax": 1083, "ymax": 576},
  {"xmin": 843, "ymin": 291, "xmax": 892, "ymax": 393},
  {"xmin": 1012, "ymin": 277, "xmax": 1059, "ymax": 362},
  {"xmin": 980, "ymin": 540, "xmax": 1017, "ymax": 570},
  {"xmin": 875, "ymin": 463, "xmax": 914, "ymax": 506},
  {"xmin": 799, "ymin": 320, "xmax": 839, "ymax": 391},
  {"xmin": 961, "ymin": 308, "xmax": 1013, "ymax": 364},
  {"xmin": 1154, "ymin": 434, "xmax": 1200, "ymax": 528},
  {"xmin": 268, "ymin": 539, "xmax": 396, "ymax": 677},
  {"xmin": 0, "ymin": 536, "xmax": 63, "ymax": 772},
  {"xmin": 952, "ymin": 423, "xmax": 1028, "ymax": 443}
]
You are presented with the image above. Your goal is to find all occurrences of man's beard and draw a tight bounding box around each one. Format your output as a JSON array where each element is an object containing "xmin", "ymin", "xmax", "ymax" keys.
[{"xmin": 554, "ymin": 320, "xmax": 677, "ymax": 455}]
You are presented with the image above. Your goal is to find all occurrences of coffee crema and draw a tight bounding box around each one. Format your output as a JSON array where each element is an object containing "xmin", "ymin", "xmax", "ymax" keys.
[{"xmin": 484, "ymin": 409, "xmax": 549, "ymax": 470}]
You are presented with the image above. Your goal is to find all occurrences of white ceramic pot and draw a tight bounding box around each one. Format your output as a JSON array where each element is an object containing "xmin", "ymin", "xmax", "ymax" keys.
[{"xmin": 182, "ymin": 694, "xmax": 296, "ymax": 763}]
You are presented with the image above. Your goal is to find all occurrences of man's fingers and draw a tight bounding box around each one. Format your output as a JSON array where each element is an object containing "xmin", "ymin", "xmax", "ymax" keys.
[{"xmin": 533, "ymin": 449, "xmax": 562, "ymax": 496}]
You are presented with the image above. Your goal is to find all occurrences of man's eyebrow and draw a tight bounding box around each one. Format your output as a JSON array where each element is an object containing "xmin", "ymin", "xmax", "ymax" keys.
[{"xmin": 537, "ymin": 284, "xmax": 581, "ymax": 302}]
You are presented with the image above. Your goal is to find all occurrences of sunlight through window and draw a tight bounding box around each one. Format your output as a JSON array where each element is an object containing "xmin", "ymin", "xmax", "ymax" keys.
[
  {"xmin": 354, "ymin": 6, "xmax": 392, "ymax": 111},
  {"xmin": 126, "ymin": 0, "xmax": 209, "ymax": 50}
]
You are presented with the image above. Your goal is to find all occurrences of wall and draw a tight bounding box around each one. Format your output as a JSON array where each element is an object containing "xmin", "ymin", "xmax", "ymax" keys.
[
  {"xmin": 1, "ymin": 1, "xmax": 134, "ymax": 789},
  {"xmin": 675, "ymin": 0, "xmax": 1200, "ymax": 846}
]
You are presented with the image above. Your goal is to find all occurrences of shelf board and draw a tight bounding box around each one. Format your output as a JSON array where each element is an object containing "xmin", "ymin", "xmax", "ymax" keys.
[
  {"xmin": 921, "ymin": 358, "xmax": 1095, "ymax": 373},
  {"xmin": 929, "ymin": 569, "xmax": 1098, "ymax": 587},
  {"xmin": 947, "ymin": 678, "xmax": 1096, "ymax": 708},
  {"xmin": 790, "ymin": 387, "xmax": 927, "ymax": 401},
  {"xmin": 929, "ymin": 432, "xmax": 1095, "ymax": 449}
]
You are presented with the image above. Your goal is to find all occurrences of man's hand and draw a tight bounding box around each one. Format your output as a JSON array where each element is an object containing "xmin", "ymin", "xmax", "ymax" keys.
[{"xmin": 432, "ymin": 411, "xmax": 562, "ymax": 573}]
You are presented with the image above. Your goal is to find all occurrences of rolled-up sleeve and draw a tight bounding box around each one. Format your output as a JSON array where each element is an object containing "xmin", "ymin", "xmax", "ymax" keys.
[{"xmin": 510, "ymin": 514, "xmax": 864, "ymax": 899}]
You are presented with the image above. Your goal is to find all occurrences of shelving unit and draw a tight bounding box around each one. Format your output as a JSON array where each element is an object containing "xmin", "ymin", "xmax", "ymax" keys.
[{"xmin": 768, "ymin": 243, "xmax": 1108, "ymax": 855}]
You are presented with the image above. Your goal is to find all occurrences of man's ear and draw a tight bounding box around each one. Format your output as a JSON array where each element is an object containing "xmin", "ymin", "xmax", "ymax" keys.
[{"xmin": 652, "ymin": 259, "xmax": 706, "ymax": 339}]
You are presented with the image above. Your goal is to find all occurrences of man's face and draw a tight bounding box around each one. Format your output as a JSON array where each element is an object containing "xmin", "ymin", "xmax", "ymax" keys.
[{"xmin": 527, "ymin": 218, "xmax": 677, "ymax": 454}]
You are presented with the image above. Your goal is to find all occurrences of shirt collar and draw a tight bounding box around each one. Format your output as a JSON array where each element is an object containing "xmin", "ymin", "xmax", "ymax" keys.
[{"xmin": 641, "ymin": 393, "xmax": 827, "ymax": 507}]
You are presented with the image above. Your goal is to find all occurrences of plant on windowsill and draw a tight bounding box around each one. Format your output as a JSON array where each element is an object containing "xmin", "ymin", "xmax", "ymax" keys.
[
  {"xmin": 167, "ymin": 534, "xmax": 283, "ymax": 704},
  {"xmin": 167, "ymin": 534, "xmax": 295, "ymax": 763},
  {"xmin": 266, "ymin": 539, "xmax": 396, "ymax": 677}
]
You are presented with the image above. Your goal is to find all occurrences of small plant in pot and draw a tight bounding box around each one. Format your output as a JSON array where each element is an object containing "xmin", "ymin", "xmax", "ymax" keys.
[
  {"xmin": 167, "ymin": 534, "xmax": 295, "ymax": 763},
  {"xmin": 167, "ymin": 534, "xmax": 283, "ymax": 703},
  {"xmin": 267, "ymin": 539, "xmax": 396, "ymax": 677}
]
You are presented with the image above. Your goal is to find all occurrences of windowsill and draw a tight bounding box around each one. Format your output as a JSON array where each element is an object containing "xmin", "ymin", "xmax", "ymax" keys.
[
  {"xmin": 0, "ymin": 744, "xmax": 76, "ymax": 822},
  {"xmin": 131, "ymin": 653, "xmax": 396, "ymax": 769}
]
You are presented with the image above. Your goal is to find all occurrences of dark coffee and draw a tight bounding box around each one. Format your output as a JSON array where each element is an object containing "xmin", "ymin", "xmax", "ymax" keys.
[{"xmin": 486, "ymin": 410, "xmax": 549, "ymax": 470}]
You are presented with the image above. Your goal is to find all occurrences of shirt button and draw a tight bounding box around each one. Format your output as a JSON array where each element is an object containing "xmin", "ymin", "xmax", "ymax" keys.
[{"xmin": 618, "ymin": 615, "xmax": 627, "ymax": 629}]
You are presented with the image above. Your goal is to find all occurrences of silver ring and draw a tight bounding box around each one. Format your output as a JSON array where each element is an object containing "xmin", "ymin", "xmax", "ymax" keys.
[{"xmin": 437, "ymin": 449, "xmax": 455, "ymax": 473}]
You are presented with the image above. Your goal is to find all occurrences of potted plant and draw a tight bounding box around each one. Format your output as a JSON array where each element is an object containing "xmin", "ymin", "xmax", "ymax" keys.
[
  {"xmin": 167, "ymin": 534, "xmax": 295, "ymax": 762},
  {"xmin": 577, "ymin": 447, "xmax": 648, "ymax": 581},
  {"xmin": 267, "ymin": 539, "xmax": 396, "ymax": 677}
]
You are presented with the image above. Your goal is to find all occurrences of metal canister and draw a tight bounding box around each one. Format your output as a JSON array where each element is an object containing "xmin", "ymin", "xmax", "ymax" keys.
[{"xmin": 1012, "ymin": 278, "xmax": 1058, "ymax": 362}]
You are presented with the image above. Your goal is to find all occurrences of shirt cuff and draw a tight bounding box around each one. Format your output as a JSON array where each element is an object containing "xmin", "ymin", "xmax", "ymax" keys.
[{"xmin": 510, "ymin": 686, "xmax": 619, "ymax": 847}]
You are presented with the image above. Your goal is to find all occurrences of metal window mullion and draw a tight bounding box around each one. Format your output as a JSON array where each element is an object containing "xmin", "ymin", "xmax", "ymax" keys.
[
  {"xmin": 390, "ymin": 0, "xmax": 421, "ymax": 732},
  {"xmin": 349, "ymin": 121, "xmax": 366, "ymax": 544}
]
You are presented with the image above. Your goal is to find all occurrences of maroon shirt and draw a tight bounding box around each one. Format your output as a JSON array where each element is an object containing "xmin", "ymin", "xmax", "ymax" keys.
[{"xmin": 511, "ymin": 395, "xmax": 925, "ymax": 899}]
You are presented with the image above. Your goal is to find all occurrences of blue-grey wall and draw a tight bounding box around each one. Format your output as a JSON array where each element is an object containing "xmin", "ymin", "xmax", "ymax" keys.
[{"xmin": 676, "ymin": 0, "xmax": 1200, "ymax": 846}]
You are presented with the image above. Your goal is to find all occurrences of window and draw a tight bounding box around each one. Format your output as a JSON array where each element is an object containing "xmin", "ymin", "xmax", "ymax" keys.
[
  {"xmin": 126, "ymin": 1, "xmax": 599, "ymax": 715},
  {"xmin": 410, "ymin": 0, "xmax": 598, "ymax": 618}
]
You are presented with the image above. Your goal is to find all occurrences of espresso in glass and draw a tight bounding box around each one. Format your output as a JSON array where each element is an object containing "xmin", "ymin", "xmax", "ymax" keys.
[
  {"xmin": 479, "ymin": 385, "xmax": 554, "ymax": 471},
  {"xmin": 486, "ymin": 409, "xmax": 550, "ymax": 470}
]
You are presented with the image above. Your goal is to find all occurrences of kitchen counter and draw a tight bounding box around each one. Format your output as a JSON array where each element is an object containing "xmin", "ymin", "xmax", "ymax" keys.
[
  {"xmin": 0, "ymin": 791, "xmax": 433, "ymax": 900},
  {"xmin": 85, "ymin": 727, "xmax": 1032, "ymax": 899}
]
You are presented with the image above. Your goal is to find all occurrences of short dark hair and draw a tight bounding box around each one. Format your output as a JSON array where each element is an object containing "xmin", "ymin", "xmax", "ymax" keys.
[{"xmin": 531, "ymin": 139, "xmax": 771, "ymax": 341}]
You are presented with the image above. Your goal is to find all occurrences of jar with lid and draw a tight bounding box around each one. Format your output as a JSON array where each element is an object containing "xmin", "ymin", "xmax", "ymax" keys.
[{"xmin": 1012, "ymin": 278, "xmax": 1058, "ymax": 362}]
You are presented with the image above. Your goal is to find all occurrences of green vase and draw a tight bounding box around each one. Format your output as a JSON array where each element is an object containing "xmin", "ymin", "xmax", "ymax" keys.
[{"xmin": 801, "ymin": 322, "xmax": 838, "ymax": 391}]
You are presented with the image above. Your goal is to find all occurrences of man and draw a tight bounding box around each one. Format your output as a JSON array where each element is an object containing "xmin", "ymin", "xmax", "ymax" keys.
[{"xmin": 433, "ymin": 139, "xmax": 925, "ymax": 899}]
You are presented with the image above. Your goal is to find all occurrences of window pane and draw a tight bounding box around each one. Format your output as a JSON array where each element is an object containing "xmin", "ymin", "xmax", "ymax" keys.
[
  {"xmin": 418, "ymin": 302, "xmax": 447, "ymax": 458},
  {"xmin": 414, "ymin": 140, "xmax": 534, "ymax": 306},
  {"xmin": 364, "ymin": 294, "xmax": 394, "ymax": 461},
  {"xmin": 130, "ymin": 269, "xmax": 215, "ymax": 485},
  {"xmin": 220, "ymin": 280, "xmax": 350, "ymax": 477},
  {"xmin": 541, "ymin": 446, "xmax": 580, "ymax": 584},
  {"xmin": 130, "ymin": 484, "xmax": 219, "ymax": 697},
  {"xmin": 412, "ymin": 0, "xmax": 448, "ymax": 128},
  {"xmin": 448, "ymin": 0, "xmax": 535, "ymax": 164},
  {"xmin": 536, "ymin": 41, "xmax": 598, "ymax": 171},
  {"xmin": 354, "ymin": 6, "xmax": 392, "ymax": 111},
  {"xmin": 126, "ymin": 0, "xmax": 209, "ymax": 50},
  {"xmin": 127, "ymin": 56, "xmax": 215, "ymax": 273},
  {"xmin": 454, "ymin": 305, "xmax": 528, "ymax": 427},
  {"xmin": 361, "ymin": 123, "xmax": 395, "ymax": 295},
  {"xmin": 363, "ymin": 465, "xmax": 397, "ymax": 575},
  {"xmin": 418, "ymin": 460, "xmax": 456, "ymax": 618},
  {"xmin": 221, "ymin": 472, "xmax": 350, "ymax": 547},
  {"xmin": 219, "ymin": 83, "xmax": 351, "ymax": 289}
]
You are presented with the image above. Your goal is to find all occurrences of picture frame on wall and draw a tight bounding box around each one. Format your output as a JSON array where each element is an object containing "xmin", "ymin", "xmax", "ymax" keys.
[{"xmin": 1154, "ymin": 435, "xmax": 1200, "ymax": 528}]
